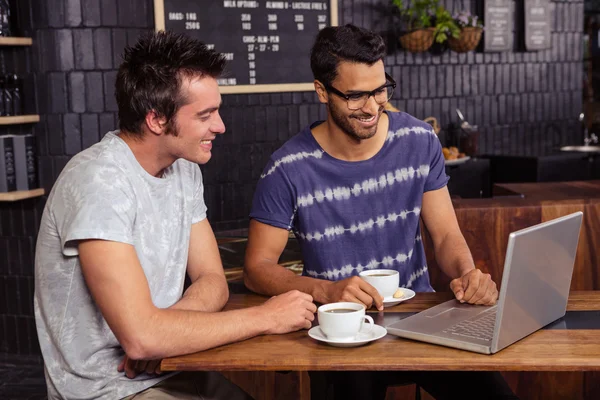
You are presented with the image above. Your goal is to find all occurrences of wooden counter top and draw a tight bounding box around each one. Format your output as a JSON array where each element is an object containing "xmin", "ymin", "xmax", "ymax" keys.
[
  {"xmin": 426, "ymin": 180, "xmax": 600, "ymax": 292},
  {"xmin": 451, "ymin": 180, "xmax": 600, "ymax": 208}
]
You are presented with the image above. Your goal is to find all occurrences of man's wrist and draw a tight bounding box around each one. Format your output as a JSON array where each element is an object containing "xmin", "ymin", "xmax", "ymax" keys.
[
  {"xmin": 457, "ymin": 264, "xmax": 476, "ymax": 278},
  {"xmin": 310, "ymin": 279, "xmax": 332, "ymax": 305},
  {"xmin": 250, "ymin": 303, "xmax": 274, "ymax": 335}
]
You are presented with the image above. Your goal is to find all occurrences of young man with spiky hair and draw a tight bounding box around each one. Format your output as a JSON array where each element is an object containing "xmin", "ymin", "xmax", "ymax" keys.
[
  {"xmin": 34, "ymin": 31, "xmax": 316, "ymax": 400},
  {"xmin": 244, "ymin": 24, "xmax": 518, "ymax": 400}
]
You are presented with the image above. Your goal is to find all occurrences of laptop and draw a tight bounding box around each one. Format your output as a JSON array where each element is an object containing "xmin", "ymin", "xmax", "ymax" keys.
[{"xmin": 386, "ymin": 212, "xmax": 583, "ymax": 354}]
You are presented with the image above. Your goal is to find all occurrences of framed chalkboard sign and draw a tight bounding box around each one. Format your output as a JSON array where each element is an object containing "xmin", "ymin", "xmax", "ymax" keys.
[
  {"xmin": 483, "ymin": 0, "xmax": 512, "ymax": 52},
  {"xmin": 524, "ymin": 0, "xmax": 551, "ymax": 50},
  {"xmin": 154, "ymin": 0, "xmax": 339, "ymax": 94}
]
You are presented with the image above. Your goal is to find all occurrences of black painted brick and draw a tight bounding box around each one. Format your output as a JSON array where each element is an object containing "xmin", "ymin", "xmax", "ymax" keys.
[
  {"xmin": 5, "ymin": 277, "xmax": 18, "ymax": 314},
  {"xmin": 514, "ymin": 95, "xmax": 521, "ymax": 124},
  {"xmin": 68, "ymin": 71, "xmax": 85, "ymax": 113},
  {"xmin": 65, "ymin": 0, "xmax": 82, "ymax": 27},
  {"xmin": 101, "ymin": 0, "xmax": 118, "ymax": 26},
  {"xmin": 418, "ymin": 66, "xmax": 427, "ymax": 97},
  {"xmin": 126, "ymin": 28, "xmax": 148, "ymax": 47},
  {"xmin": 426, "ymin": 66, "xmax": 436, "ymax": 98},
  {"xmin": 435, "ymin": 65, "xmax": 446, "ymax": 97},
  {"xmin": 414, "ymin": 99, "xmax": 424, "ymax": 119},
  {"xmin": 410, "ymin": 66, "xmax": 419, "ymax": 98},
  {"xmin": 81, "ymin": 113, "xmax": 99, "ymax": 149},
  {"xmin": 0, "ymin": 239, "xmax": 9, "ymax": 273},
  {"xmin": 1, "ymin": 206, "xmax": 13, "ymax": 237},
  {"xmin": 46, "ymin": 0, "xmax": 64, "ymax": 28},
  {"xmin": 102, "ymin": 71, "xmax": 118, "ymax": 112},
  {"xmin": 454, "ymin": 65, "xmax": 462, "ymax": 97},
  {"xmin": 445, "ymin": 65, "xmax": 453, "ymax": 97},
  {"xmin": 111, "ymin": 28, "xmax": 128, "ymax": 69},
  {"xmin": 3, "ymin": 316, "xmax": 17, "ymax": 353},
  {"xmin": 9, "ymin": 203, "xmax": 24, "ymax": 237},
  {"xmin": 85, "ymin": 71, "xmax": 104, "ymax": 112},
  {"xmin": 93, "ymin": 28, "xmax": 113, "ymax": 70},
  {"xmin": 494, "ymin": 64, "xmax": 503, "ymax": 94},
  {"xmin": 73, "ymin": 28, "xmax": 95, "ymax": 70},
  {"xmin": 255, "ymin": 107, "xmax": 267, "ymax": 143},
  {"xmin": 47, "ymin": 72, "xmax": 68, "ymax": 115},
  {"xmin": 82, "ymin": 0, "xmax": 102, "ymax": 27},
  {"xmin": 46, "ymin": 114, "xmax": 64, "ymax": 156},
  {"xmin": 63, "ymin": 113, "xmax": 82, "ymax": 155},
  {"xmin": 117, "ymin": 0, "xmax": 148, "ymax": 28},
  {"xmin": 54, "ymin": 29, "xmax": 75, "ymax": 71}
]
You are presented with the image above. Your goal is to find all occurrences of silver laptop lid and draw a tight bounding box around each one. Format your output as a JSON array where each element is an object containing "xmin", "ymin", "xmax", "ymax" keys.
[{"xmin": 491, "ymin": 212, "xmax": 583, "ymax": 353}]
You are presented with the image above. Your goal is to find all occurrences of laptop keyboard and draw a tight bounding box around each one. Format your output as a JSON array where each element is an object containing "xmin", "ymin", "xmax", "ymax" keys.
[{"xmin": 442, "ymin": 309, "xmax": 497, "ymax": 341}]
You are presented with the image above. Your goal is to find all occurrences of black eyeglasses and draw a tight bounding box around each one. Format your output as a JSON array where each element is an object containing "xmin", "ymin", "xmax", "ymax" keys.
[{"xmin": 324, "ymin": 73, "xmax": 396, "ymax": 110}]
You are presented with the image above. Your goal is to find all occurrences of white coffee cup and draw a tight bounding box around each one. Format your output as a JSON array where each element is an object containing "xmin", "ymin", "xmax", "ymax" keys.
[
  {"xmin": 359, "ymin": 269, "xmax": 400, "ymax": 298},
  {"xmin": 317, "ymin": 302, "xmax": 374, "ymax": 341}
]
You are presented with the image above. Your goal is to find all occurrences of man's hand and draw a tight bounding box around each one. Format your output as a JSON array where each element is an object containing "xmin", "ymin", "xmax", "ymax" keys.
[
  {"xmin": 261, "ymin": 290, "xmax": 317, "ymax": 334},
  {"xmin": 450, "ymin": 269, "xmax": 498, "ymax": 305},
  {"xmin": 118, "ymin": 355, "xmax": 163, "ymax": 379},
  {"xmin": 326, "ymin": 276, "xmax": 384, "ymax": 311}
]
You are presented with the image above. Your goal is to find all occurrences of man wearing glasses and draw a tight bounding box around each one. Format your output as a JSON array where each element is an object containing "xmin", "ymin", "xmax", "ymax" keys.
[{"xmin": 244, "ymin": 24, "xmax": 517, "ymax": 400}]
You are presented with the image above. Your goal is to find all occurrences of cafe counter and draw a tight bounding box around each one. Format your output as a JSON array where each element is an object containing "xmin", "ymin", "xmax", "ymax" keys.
[{"xmin": 425, "ymin": 180, "xmax": 600, "ymax": 292}]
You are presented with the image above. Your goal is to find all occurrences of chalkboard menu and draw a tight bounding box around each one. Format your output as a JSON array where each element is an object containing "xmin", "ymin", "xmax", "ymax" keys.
[
  {"xmin": 154, "ymin": 0, "xmax": 338, "ymax": 94},
  {"xmin": 483, "ymin": 0, "xmax": 512, "ymax": 52},
  {"xmin": 524, "ymin": 0, "xmax": 551, "ymax": 50}
]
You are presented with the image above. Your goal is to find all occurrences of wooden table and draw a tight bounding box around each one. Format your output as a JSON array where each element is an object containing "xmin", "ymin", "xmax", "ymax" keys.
[{"xmin": 162, "ymin": 292, "xmax": 600, "ymax": 372}]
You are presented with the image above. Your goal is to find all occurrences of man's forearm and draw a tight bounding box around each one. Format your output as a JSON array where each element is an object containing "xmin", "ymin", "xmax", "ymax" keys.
[
  {"xmin": 434, "ymin": 232, "xmax": 476, "ymax": 279},
  {"xmin": 169, "ymin": 273, "xmax": 228, "ymax": 312},
  {"xmin": 244, "ymin": 262, "xmax": 331, "ymax": 304},
  {"xmin": 125, "ymin": 306, "xmax": 267, "ymax": 360}
]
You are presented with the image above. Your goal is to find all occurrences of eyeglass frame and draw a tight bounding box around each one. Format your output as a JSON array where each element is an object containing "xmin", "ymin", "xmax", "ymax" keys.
[{"xmin": 323, "ymin": 73, "xmax": 397, "ymax": 110}]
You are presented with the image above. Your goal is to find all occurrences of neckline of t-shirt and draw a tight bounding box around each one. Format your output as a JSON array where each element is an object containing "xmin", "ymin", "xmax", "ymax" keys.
[
  {"xmin": 305, "ymin": 111, "xmax": 393, "ymax": 166},
  {"xmin": 107, "ymin": 130, "xmax": 175, "ymax": 185}
]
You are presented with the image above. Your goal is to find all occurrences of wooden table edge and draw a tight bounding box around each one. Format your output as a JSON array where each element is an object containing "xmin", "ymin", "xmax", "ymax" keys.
[{"xmin": 160, "ymin": 362, "xmax": 600, "ymax": 372}]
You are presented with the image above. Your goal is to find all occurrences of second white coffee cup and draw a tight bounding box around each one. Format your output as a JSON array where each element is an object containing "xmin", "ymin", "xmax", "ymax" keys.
[
  {"xmin": 317, "ymin": 302, "xmax": 374, "ymax": 341},
  {"xmin": 359, "ymin": 269, "xmax": 400, "ymax": 298}
]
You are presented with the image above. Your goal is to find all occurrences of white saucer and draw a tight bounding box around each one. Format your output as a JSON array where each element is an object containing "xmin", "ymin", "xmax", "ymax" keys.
[
  {"xmin": 445, "ymin": 156, "xmax": 470, "ymax": 166},
  {"xmin": 383, "ymin": 288, "xmax": 416, "ymax": 307},
  {"xmin": 308, "ymin": 324, "xmax": 388, "ymax": 348}
]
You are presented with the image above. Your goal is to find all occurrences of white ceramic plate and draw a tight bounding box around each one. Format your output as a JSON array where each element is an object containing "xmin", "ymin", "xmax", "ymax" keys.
[
  {"xmin": 308, "ymin": 324, "xmax": 388, "ymax": 348},
  {"xmin": 382, "ymin": 288, "xmax": 416, "ymax": 307},
  {"xmin": 445, "ymin": 156, "xmax": 470, "ymax": 166}
]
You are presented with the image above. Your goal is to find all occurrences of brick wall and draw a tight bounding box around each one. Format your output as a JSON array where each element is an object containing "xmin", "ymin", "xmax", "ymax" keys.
[{"xmin": 0, "ymin": 0, "xmax": 584, "ymax": 356}]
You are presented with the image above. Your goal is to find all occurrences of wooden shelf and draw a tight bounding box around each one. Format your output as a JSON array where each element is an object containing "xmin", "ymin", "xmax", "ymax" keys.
[
  {"xmin": 0, "ymin": 37, "xmax": 33, "ymax": 46},
  {"xmin": 0, "ymin": 115, "xmax": 40, "ymax": 125},
  {"xmin": 0, "ymin": 188, "xmax": 44, "ymax": 201}
]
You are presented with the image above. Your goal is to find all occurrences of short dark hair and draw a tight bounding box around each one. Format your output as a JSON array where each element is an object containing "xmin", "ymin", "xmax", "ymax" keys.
[
  {"xmin": 116, "ymin": 31, "xmax": 226, "ymax": 135},
  {"xmin": 310, "ymin": 24, "xmax": 386, "ymax": 88}
]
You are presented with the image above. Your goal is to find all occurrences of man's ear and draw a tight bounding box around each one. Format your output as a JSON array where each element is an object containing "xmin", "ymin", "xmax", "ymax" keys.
[
  {"xmin": 144, "ymin": 110, "xmax": 168, "ymax": 136},
  {"xmin": 314, "ymin": 80, "xmax": 329, "ymax": 104}
]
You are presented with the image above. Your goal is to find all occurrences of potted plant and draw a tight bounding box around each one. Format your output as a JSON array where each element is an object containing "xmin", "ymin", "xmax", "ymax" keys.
[
  {"xmin": 428, "ymin": 4, "xmax": 460, "ymax": 54},
  {"xmin": 432, "ymin": 5, "xmax": 460, "ymax": 44},
  {"xmin": 448, "ymin": 10, "xmax": 484, "ymax": 53},
  {"xmin": 392, "ymin": 0, "xmax": 437, "ymax": 53}
]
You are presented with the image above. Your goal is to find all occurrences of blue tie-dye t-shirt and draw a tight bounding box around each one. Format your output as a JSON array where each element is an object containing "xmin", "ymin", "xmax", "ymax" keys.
[{"xmin": 250, "ymin": 111, "xmax": 449, "ymax": 292}]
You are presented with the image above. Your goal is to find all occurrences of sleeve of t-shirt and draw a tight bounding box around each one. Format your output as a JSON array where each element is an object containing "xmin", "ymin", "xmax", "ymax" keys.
[
  {"xmin": 249, "ymin": 159, "xmax": 297, "ymax": 230},
  {"xmin": 191, "ymin": 163, "xmax": 208, "ymax": 224},
  {"xmin": 423, "ymin": 129, "xmax": 450, "ymax": 192},
  {"xmin": 54, "ymin": 167, "xmax": 137, "ymax": 257}
]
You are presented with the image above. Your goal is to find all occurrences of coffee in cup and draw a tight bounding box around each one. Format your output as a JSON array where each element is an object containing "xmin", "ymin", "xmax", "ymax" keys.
[
  {"xmin": 317, "ymin": 302, "xmax": 374, "ymax": 341},
  {"xmin": 359, "ymin": 269, "xmax": 400, "ymax": 298}
]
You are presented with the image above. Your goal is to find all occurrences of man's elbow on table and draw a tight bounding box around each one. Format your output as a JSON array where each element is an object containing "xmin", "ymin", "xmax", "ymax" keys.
[
  {"xmin": 243, "ymin": 261, "xmax": 265, "ymax": 295},
  {"xmin": 114, "ymin": 308, "xmax": 167, "ymax": 361}
]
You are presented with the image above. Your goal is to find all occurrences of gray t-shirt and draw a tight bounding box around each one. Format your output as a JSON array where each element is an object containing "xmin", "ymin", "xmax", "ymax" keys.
[{"xmin": 34, "ymin": 131, "xmax": 207, "ymax": 399}]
